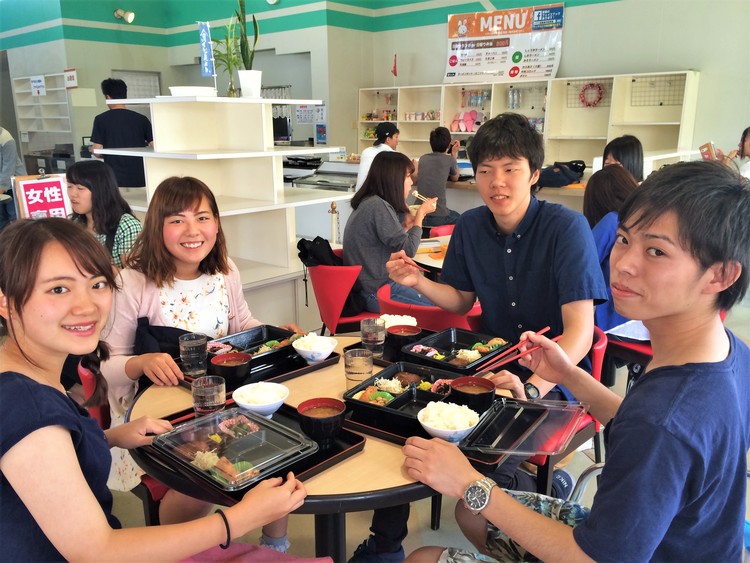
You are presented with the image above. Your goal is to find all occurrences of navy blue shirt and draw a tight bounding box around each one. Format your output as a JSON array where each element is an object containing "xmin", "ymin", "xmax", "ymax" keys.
[
  {"xmin": 0, "ymin": 372, "xmax": 120, "ymax": 560},
  {"xmin": 440, "ymin": 198, "xmax": 607, "ymax": 377},
  {"xmin": 574, "ymin": 331, "xmax": 750, "ymax": 562}
]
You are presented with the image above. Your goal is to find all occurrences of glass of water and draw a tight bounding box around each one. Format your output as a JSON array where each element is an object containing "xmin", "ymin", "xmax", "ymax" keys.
[
  {"xmin": 360, "ymin": 318, "xmax": 386, "ymax": 359},
  {"xmin": 179, "ymin": 332, "xmax": 208, "ymax": 377},
  {"xmin": 191, "ymin": 376, "xmax": 226, "ymax": 416}
]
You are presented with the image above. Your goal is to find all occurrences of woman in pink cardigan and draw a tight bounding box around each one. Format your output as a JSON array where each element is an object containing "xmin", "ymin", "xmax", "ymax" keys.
[{"xmin": 101, "ymin": 176, "xmax": 300, "ymax": 552}]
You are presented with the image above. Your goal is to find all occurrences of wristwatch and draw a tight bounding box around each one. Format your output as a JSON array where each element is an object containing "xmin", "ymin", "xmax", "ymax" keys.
[
  {"xmin": 523, "ymin": 381, "xmax": 540, "ymax": 400},
  {"xmin": 463, "ymin": 476, "xmax": 497, "ymax": 515}
]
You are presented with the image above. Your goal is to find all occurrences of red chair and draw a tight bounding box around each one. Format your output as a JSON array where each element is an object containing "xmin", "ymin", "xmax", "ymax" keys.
[
  {"xmin": 376, "ymin": 283, "xmax": 481, "ymax": 332},
  {"xmin": 526, "ymin": 326, "xmax": 607, "ymax": 496},
  {"xmin": 306, "ymin": 248, "xmax": 378, "ymax": 335},
  {"xmin": 78, "ymin": 363, "xmax": 167, "ymax": 525},
  {"xmin": 426, "ymin": 224, "xmax": 455, "ymax": 237}
]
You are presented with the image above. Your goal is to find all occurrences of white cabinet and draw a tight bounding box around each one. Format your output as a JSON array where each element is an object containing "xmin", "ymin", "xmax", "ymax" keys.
[
  {"xmin": 11, "ymin": 73, "xmax": 73, "ymax": 157},
  {"xmin": 360, "ymin": 71, "xmax": 698, "ymax": 169},
  {"xmin": 98, "ymin": 96, "xmax": 351, "ymax": 327}
]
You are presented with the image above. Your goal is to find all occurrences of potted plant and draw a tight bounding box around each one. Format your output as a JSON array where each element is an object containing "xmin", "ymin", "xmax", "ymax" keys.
[
  {"xmin": 212, "ymin": 18, "xmax": 242, "ymax": 97},
  {"xmin": 235, "ymin": 0, "xmax": 262, "ymax": 98}
]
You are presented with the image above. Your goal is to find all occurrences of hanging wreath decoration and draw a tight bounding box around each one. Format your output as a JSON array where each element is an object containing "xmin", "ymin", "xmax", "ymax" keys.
[{"xmin": 579, "ymin": 82, "xmax": 604, "ymax": 108}]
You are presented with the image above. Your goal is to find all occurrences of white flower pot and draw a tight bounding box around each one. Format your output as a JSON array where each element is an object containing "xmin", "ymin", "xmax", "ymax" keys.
[{"xmin": 238, "ymin": 69, "xmax": 262, "ymax": 98}]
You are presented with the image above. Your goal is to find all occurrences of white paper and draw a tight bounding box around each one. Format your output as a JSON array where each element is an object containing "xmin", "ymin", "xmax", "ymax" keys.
[{"xmin": 605, "ymin": 320, "xmax": 650, "ymax": 342}]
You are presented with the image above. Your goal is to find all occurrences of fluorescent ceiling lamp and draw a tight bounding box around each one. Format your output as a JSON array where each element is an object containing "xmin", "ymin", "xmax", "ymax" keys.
[{"xmin": 113, "ymin": 9, "xmax": 135, "ymax": 24}]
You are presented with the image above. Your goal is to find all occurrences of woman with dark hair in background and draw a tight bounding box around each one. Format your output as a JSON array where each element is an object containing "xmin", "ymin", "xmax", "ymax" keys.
[
  {"xmin": 343, "ymin": 151, "xmax": 436, "ymax": 312},
  {"xmin": 67, "ymin": 159, "xmax": 141, "ymax": 269},
  {"xmin": 583, "ymin": 165, "xmax": 639, "ymax": 330},
  {"xmin": 603, "ymin": 134, "xmax": 644, "ymax": 182},
  {"xmin": 718, "ymin": 125, "xmax": 750, "ymax": 179}
]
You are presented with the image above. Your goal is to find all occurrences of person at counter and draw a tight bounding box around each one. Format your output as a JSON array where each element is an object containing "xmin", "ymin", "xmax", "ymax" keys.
[
  {"xmin": 0, "ymin": 218, "xmax": 324, "ymax": 562},
  {"xmin": 417, "ymin": 126, "xmax": 461, "ymax": 228},
  {"xmin": 344, "ymin": 151, "xmax": 436, "ymax": 312},
  {"xmin": 90, "ymin": 78, "xmax": 153, "ymax": 188},
  {"xmin": 356, "ymin": 122, "xmax": 413, "ymax": 191},
  {"xmin": 101, "ymin": 176, "xmax": 301, "ymax": 550},
  {"xmin": 367, "ymin": 113, "xmax": 605, "ymax": 562},
  {"xmin": 402, "ymin": 160, "xmax": 750, "ymax": 563}
]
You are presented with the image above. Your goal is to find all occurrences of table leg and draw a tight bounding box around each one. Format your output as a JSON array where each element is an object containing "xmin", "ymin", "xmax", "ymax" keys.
[{"xmin": 314, "ymin": 512, "xmax": 346, "ymax": 562}]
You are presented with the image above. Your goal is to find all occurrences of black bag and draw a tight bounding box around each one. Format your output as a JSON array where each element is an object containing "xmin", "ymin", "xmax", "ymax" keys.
[
  {"xmin": 134, "ymin": 317, "xmax": 190, "ymax": 358},
  {"xmin": 537, "ymin": 160, "xmax": 586, "ymax": 188},
  {"xmin": 297, "ymin": 237, "xmax": 366, "ymax": 317}
]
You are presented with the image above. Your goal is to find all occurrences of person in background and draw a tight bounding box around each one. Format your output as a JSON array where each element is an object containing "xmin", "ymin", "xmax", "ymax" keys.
[
  {"xmin": 100, "ymin": 176, "xmax": 301, "ymax": 551},
  {"xmin": 90, "ymin": 78, "xmax": 153, "ymax": 187},
  {"xmin": 367, "ymin": 113, "xmax": 606, "ymax": 563},
  {"xmin": 417, "ymin": 126, "xmax": 461, "ymax": 228},
  {"xmin": 344, "ymin": 151, "xmax": 436, "ymax": 313},
  {"xmin": 0, "ymin": 126, "xmax": 26, "ymax": 230},
  {"xmin": 356, "ymin": 122, "xmax": 418, "ymax": 190},
  {"xmin": 582, "ymin": 165, "xmax": 639, "ymax": 330},
  {"xmin": 0, "ymin": 218, "xmax": 327, "ymax": 562},
  {"xmin": 603, "ymin": 134, "xmax": 643, "ymax": 182},
  {"xmin": 67, "ymin": 159, "xmax": 141, "ymax": 269},
  {"xmin": 402, "ymin": 160, "xmax": 750, "ymax": 563},
  {"xmin": 718, "ymin": 125, "xmax": 750, "ymax": 179}
]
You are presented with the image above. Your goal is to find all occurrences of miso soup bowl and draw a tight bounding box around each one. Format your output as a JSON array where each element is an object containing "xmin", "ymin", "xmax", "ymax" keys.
[
  {"xmin": 209, "ymin": 352, "xmax": 252, "ymax": 381},
  {"xmin": 450, "ymin": 376, "xmax": 496, "ymax": 414},
  {"xmin": 297, "ymin": 397, "xmax": 346, "ymax": 448}
]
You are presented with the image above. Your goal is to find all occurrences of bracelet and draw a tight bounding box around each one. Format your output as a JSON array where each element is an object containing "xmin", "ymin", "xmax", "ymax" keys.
[{"xmin": 215, "ymin": 509, "xmax": 231, "ymax": 550}]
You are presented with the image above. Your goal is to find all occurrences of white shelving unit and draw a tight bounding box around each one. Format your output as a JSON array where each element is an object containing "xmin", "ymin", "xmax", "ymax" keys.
[
  {"xmin": 11, "ymin": 72, "xmax": 74, "ymax": 160},
  {"xmin": 98, "ymin": 96, "xmax": 351, "ymax": 327},
  {"xmin": 360, "ymin": 71, "xmax": 699, "ymax": 168}
]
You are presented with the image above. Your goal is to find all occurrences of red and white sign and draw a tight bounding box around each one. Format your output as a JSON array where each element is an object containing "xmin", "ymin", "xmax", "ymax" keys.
[
  {"xmin": 14, "ymin": 175, "xmax": 71, "ymax": 219},
  {"xmin": 444, "ymin": 3, "xmax": 564, "ymax": 83},
  {"xmin": 64, "ymin": 68, "xmax": 79, "ymax": 89}
]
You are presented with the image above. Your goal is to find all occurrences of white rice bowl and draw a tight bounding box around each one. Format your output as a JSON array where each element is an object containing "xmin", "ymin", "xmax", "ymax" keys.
[
  {"xmin": 417, "ymin": 401, "xmax": 479, "ymax": 443},
  {"xmin": 232, "ymin": 382, "xmax": 289, "ymax": 417},
  {"xmin": 379, "ymin": 314, "xmax": 418, "ymax": 329}
]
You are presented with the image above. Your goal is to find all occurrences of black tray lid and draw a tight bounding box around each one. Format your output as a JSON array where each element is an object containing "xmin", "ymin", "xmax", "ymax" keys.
[{"xmin": 401, "ymin": 328, "xmax": 512, "ymax": 373}]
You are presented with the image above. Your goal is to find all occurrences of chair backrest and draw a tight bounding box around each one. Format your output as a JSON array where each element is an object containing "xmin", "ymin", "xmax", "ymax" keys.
[
  {"xmin": 78, "ymin": 363, "xmax": 111, "ymax": 430},
  {"xmin": 376, "ymin": 284, "xmax": 481, "ymax": 332},
  {"xmin": 307, "ymin": 261, "xmax": 363, "ymax": 334},
  {"xmin": 590, "ymin": 326, "xmax": 607, "ymax": 384},
  {"xmin": 428, "ymin": 224, "xmax": 455, "ymax": 237}
]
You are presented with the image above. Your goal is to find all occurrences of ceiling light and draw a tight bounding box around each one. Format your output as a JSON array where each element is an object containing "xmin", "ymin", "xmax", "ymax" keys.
[{"xmin": 113, "ymin": 9, "xmax": 135, "ymax": 24}]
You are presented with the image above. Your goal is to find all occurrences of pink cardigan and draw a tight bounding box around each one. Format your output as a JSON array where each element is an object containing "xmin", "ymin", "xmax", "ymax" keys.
[{"xmin": 101, "ymin": 259, "xmax": 261, "ymax": 431}]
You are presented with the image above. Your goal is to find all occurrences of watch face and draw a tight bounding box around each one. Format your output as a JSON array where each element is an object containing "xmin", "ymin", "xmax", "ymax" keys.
[
  {"xmin": 524, "ymin": 383, "xmax": 540, "ymax": 399},
  {"xmin": 465, "ymin": 485, "xmax": 489, "ymax": 510}
]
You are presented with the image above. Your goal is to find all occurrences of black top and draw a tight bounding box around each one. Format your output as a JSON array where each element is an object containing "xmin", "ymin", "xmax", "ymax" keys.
[{"xmin": 91, "ymin": 108, "xmax": 153, "ymax": 187}]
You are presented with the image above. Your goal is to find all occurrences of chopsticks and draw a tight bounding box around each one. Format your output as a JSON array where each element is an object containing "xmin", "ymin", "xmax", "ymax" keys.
[
  {"xmin": 411, "ymin": 189, "xmax": 429, "ymax": 202},
  {"xmin": 402, "ymin": 255, "xmax": 431, "ymax": 273},
  {"xmin": 480, "ymin": 326, "xmax": 560, "ymax": 373}
]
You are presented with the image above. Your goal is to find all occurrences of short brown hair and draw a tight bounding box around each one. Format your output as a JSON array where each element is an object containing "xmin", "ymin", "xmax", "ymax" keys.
[
  {"xmin": 125, "ymin": 177, "xmax": 229, "ymax": 286},
  {"xmin": 583, "ymin": 165, "xmax": 639, "ymax": 228}
]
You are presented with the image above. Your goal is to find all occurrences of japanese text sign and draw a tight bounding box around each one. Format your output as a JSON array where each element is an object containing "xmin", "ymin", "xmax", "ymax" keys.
[{"xmin": 14, "ymin": 175, "xmax": 71, "ymax": 219}]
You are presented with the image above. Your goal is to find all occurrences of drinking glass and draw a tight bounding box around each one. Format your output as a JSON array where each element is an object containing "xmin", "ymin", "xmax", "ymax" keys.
[
  {"xmin": 191, "ymin": 375, "xmax": 226, "ymax": 416},
  {"xmin": 360, "ymin": 318, "xmax": 386, "ymax": 359},
  {"xmin": 344, "ymin": 348, "xmax": 374, "ymax": 390},
  {"xmin": 179, "ymin": 332, "xmax": 208, "ymax": 377}
]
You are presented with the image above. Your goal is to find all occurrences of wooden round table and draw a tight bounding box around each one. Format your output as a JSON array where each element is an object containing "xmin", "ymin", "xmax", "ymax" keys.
[{"xmin": 128, "ymin": 337, "xmax": 435, "ymax": 562}]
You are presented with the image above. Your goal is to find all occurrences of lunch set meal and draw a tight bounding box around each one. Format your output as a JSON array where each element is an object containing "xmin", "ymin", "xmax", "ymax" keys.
[
  {"xmin": 207, "ymin": 332, "xmax": 305, "ymax": 357},
  {"xmin": 409, "ymin": 336, "xmax": 508, "ymax": 366},
  {"xmin": 175, "ymin": 414, "xmax": 263, "ymax": 481},
  {"xmin": 352, "ymin": 373, "xmax": 454, "ymax": 406}
]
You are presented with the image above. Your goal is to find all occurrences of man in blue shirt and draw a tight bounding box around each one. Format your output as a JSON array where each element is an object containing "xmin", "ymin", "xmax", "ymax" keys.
[
  {"xmin": 348, "ymin": 113, "xmax": 606, "ymax": 563},
  {"xmin": 402, "ymin": 160, "xmax": 750, "ymax": 563}
]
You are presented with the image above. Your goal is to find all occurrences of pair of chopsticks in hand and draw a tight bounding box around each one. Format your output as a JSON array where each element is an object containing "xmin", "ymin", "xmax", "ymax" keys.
[
  {"xmin": 411, "ymin": 189, "xmax": 430, "ymax": 203},
  {"xmin": 403, "ymin": 190, "xmax": 435, "ymax": 273},
  {"xmin": 480, "ymin": 326, "xmax": 562, "ymax": 373}
]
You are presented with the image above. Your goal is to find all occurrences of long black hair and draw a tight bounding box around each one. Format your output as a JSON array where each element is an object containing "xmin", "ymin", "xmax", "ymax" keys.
[
  {"xmin": 351, "ymin": 151, "xmax": 413, "ymax": 214},
  {"xmin": 603, "ymin": 135, "xmax": 644, "ymax": 182},
  {"xmin": 67, "ymin": 160, "xmax": 135, "ymax": 238}
]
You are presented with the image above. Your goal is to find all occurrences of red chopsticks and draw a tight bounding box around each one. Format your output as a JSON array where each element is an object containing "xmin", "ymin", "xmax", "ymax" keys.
[
  {"xmin": 402, "ymin": 255, "xmax": 431, "ymax": 273},
  {"xmin": 480, "ymin": 326, "xmax": 559, "ymax": 373}
]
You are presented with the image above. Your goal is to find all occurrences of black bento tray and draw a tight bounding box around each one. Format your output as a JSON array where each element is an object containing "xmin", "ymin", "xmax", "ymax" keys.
[
  {"xmin": 208, "ymin": 325, "xmax": 295, "ymax": 364},
  {"xmin": 343, "ymin": 329, "xmax": 436, "ymax": 366},
  {"xmin": 343, "ymin": 363, "xmax": 586, "ymax": 471},
  {"xmin": 182, "ymin": 351, "xmax": 341, "ymax": 392},
  {"xmin": 401, "ymin": 328, "xmax": 513, "ymax": 374},
  {"xmin": 130, "ymin": 402, "xmax": 366, "ymax": 505}
]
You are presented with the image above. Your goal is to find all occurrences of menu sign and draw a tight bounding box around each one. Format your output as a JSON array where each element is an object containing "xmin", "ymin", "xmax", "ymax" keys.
[
  {"xmin": 443, "ymin": 3, "xmax": 563, "ymax": 84},
  {"xmin": 14, "ymin": 174, "xmax": 71, "ymax": 219}
]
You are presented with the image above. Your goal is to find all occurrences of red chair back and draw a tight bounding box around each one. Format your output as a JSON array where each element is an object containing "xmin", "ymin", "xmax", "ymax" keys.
[
  {"xmin": 428, "ymin": 224, "xmax": 455, "ymax": 237},
  {"xmin": 307, "ymin": 248, "xmax": 378, "ymax": 335},
  {"xmin": 376, "ymin": 284, "xmax": 481, "ymax": 332},
  {"xmin": 78, "ymin": 363, "xmax": 111, "ymax": 430}
]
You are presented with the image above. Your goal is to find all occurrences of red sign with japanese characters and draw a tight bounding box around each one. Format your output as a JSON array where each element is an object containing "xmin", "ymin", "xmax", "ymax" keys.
[{"xmin": 14, "ymin": 175, "xmax": 71, "ymax": 219}]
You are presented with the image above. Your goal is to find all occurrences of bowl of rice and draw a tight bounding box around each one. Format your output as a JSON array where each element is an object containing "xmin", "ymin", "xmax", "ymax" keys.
[
  {"xmin": 232, "ymin": 382, "xmax": 289, "ymax": 418},
  {"xmin": 292, "ymin": 334, "xmax": 338, "ymax": 365},
  {"xmin": 417, "ymin": 401, "xmax": 480, "ymax": 443},
  {"xmin": 379, "ymin": 314, "xmax": 418, "ymax": 329}
]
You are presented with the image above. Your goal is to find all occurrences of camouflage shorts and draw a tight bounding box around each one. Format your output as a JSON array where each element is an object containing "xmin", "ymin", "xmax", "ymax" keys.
[{"xmin": 437, "ymin": 490, "xmax": 590, "ymax": 563}]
